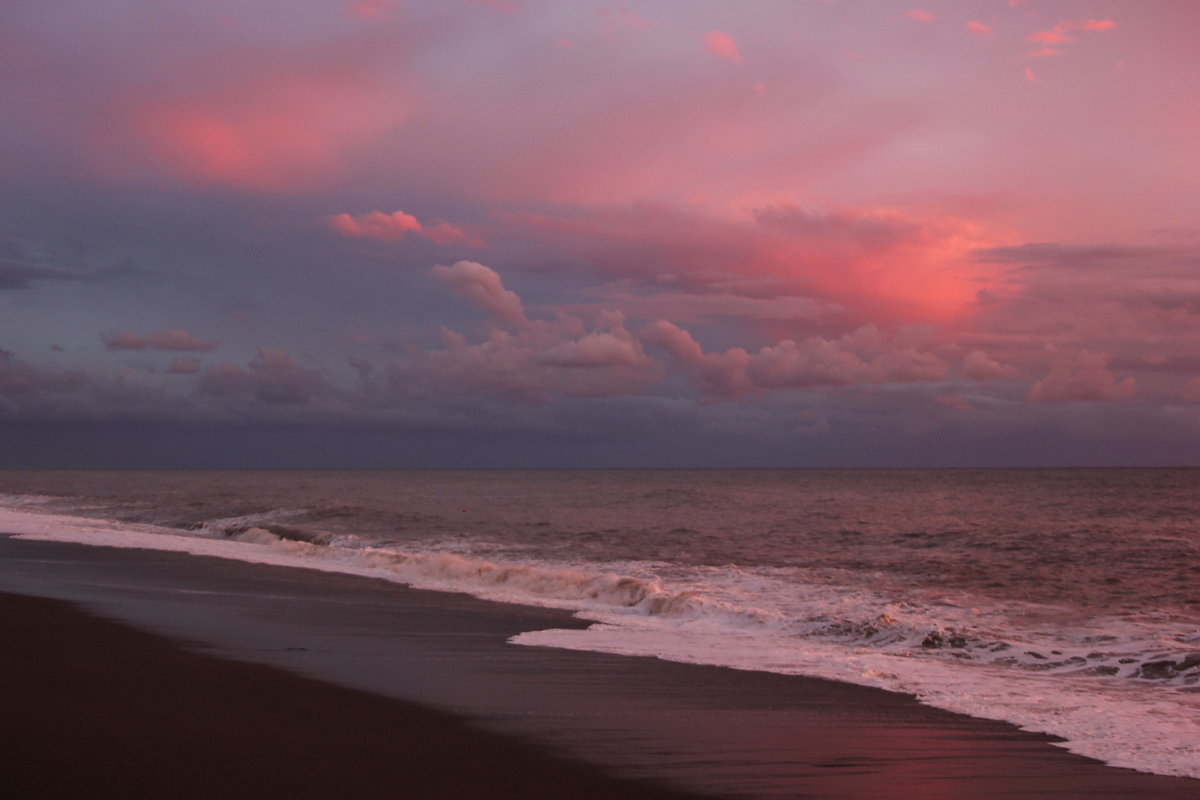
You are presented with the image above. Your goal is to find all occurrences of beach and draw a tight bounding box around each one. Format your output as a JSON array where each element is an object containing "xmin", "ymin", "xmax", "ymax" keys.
[
  {"xmin": 0, "ymin": 589, "xmax": 705, "ymax": 800},
  {"xmin": 4, "ymin": 533, "xmax": 1200, "ymax": 799},
  {"xmin": 7, "ymin": 2, "xmax": 1200, "ymax": 790}
]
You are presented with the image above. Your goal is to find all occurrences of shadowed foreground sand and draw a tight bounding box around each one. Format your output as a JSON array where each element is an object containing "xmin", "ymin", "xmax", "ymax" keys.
[{"xmin": 0, "ymin": 591, "xmax": 704, "ymax": 800}]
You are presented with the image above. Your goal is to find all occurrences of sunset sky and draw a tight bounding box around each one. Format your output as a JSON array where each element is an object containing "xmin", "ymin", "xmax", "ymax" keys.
[{"xmin": 3, "ymin": 0, "xmax": 1199, "ymax": 467}]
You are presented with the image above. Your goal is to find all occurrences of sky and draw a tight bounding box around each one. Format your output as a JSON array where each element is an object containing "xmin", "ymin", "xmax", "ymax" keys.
[{"xmin": 3, "ymin": 0, "xmax": 1200, "ymax": 468}]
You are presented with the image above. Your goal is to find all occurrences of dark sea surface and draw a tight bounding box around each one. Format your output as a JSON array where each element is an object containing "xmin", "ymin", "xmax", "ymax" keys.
[{"xmin": 2, "ymin": 468, "xmax": 1198, "ymax": 777}]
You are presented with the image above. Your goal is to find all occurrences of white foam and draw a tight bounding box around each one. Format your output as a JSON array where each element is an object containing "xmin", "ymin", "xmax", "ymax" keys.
[
  {"xmin": 512, "ymin": 621, "xmax": 1200, "ymax": 779},
  {"xmin": 2, "ymin": 505, "xmax": 1199, "ymax": 780},
  {"xmin": 0, "ymin": 492, "xmax": 57, "ymax": 507},
  {"xmin": 233, "ymin": 527, "xmax": 282, "ymax": 545}
]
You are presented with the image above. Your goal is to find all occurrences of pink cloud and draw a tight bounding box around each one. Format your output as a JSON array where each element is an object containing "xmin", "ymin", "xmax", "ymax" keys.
[
  {"xmin": 966, "ymin": 21, "xmax": 994, "ymax": 37},
  {"xmin": 431, "ymin": 261, "xmax": 528, "ymax": 328},
  {"xmin": 329, "ymin": 211, "xmax": 482, "ymax": 246},
  {"xmin": 418, "ymin": 270, "xmax": 659, "ymax": 399},
  {"xmin": 935, "ymin": 394, "xmax": 973, "ymax": 411},
  {"xmin": 411, "ymin": 38, "xmax": 933, "ymax": 209},
  {"xmin": 1028, "ymin": 352, "xmax": 1136, "ymax": 403},
  {"xmin": 94, "ymin": 48, "xmax": 411, "ymax": 191},
  {"xmin": 1024, "ymin": 65, "xmax": 1038, "ymax": 82},
  {"xmin": 1026, "ymin": 18, "xmax": 1116, "ymax": 48},
  {"xmin": 748, "ymin": 338, "xmax": 876, "ymax": 389},
  {"xmin": 640, "ymin": 320, "xmax": 753, "ymax": 397},
  {"xmin": 497, "ymin": 201, "xmax": 1005, "ymax": 325},
  {"xmin": 1027, "ymin": 29, "xmax": 1075, "ymax": 46},
  {"xmin": 344, "ymin": 0, "xmax": 400, "ymax": 20},
  {"xmin": 703, "ymin": 31, "xmax": 744, "ymax": 64},
  {"xmin": 640, "ymin": 320, "xmax": 950, "ymax": 398},
  {"xmin": 537, "ymin": 331, "xmax": 644, "ymax": 368},
  {"xmin": 963, "ymin": 350, "xmax": 1019, "ymax": 381},
  {"xmin": 199, "ymin": 363, "xmax": 245, "ymax": 393},
  {"xmin": 330, "ymin": 210, "xmax": 422, "ymax": 239},
  {"xmin": 591, "ymin": 290, "xmax": 829, "ymax": 328},
  {"xmin": 0, "ymin": 351, "xmax": 176, "ymax": 422},
  {"xmin": 168, "ymin": 357, "xmax": 204, "ymax": 375},
  {"xmin": 199, "ymin": 348, "xmax": 324, "ymax": 405},
  {"xmin": 423, "ymin": 222, "xmax": 478, "ymax": 246},
  {"xmin": 598, "ymin": 2, "xmax": 655, "ymax": 33},
  {"xmin": 1026, "ymin": 48, "xmax": 1063, "ymax": 59},
  {"xmin": 0, "ymin": 350, "xmax": 85, "ymax": 399},
  {"xmin": 905, "ymin": 10, "xmax": 936, "ymax": 24},
  {"xmin": 418, "ymin": 326, "xmax": 657, "ymax": 400},
  {"xmin": 103, "ymin": 329, "xmax": 220, "ymax": 352},
  {"xmin": 964, "ymin": 243, "xmax": 1200, "ymax": 397},
  {"xmin": 638, "ymin": 320, "xmax": 704, "ymax": 364}
]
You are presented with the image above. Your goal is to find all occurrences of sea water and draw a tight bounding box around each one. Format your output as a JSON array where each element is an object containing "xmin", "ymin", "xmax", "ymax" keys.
[{"xmin": 1, "ymin": 468, "xmax": 1198, "ymax": 778}]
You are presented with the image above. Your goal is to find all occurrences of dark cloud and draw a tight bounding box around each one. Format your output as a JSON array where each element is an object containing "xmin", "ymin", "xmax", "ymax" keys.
[
  {"xmin": 0, "ymin": 260, "xmax": 84, "ymax": 290},
  {"xmin": 975, "ymin": 242, "xmax": 1200, "ymax": 275},
  {"xmin": 0, "ymin": 255, "xmax": 148, "ymax": 292},
  {"xmin": 0, "ymin": 349, "xmax": 86, "ymax": 399},
  {"xmin": 103, "ymin": 329, "xmax": 220, "ymax": 352}
]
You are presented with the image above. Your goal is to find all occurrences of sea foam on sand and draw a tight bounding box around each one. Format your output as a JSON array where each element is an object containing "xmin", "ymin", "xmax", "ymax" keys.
[{"xmin": 3, "ymin": 504, "xmax": 1200, "ymax": 781}]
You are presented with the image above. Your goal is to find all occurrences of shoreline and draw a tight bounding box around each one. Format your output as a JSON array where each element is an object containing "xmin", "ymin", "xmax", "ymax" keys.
[{"xmin": 4, "ymin": 534, "xmax": 1200, "ymax": 799}]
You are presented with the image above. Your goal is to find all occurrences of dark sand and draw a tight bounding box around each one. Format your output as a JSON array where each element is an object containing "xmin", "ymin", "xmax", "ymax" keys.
[
  {"xmin": 3, "ymin": 534, "xmax": 1200, "ymax": 799},
  {"xmin": 0, "ymin": 590, "xmax": 703, "ymax": 800}
]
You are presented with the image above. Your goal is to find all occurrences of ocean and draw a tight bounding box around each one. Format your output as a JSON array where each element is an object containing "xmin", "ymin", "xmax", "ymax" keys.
[{"xmin": 1, "ymin": 468, "xmax": 1198, "ymax": 779}]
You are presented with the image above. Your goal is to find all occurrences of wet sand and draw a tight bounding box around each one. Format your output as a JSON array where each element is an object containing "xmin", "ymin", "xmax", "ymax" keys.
[
  {"xmin": 3, "ymin": 534, "xmax": 1200, "ymax": 799},
  {"xmin": 0, "ymin": 590, "xmax": 705, "ymax": 800}
]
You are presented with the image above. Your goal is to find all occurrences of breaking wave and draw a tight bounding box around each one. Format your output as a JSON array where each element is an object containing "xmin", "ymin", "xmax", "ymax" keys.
[
  {"xmin": 3, "ymin": 501, "xmax": 1200, "ymax": 780},
  {"xmin": 171, "ymin": 513, "xmax": 1200, "ymax": 694}
]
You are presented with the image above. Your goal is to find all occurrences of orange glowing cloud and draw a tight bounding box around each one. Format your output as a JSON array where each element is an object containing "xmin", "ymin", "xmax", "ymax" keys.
[
  {"xmin": 1027, "ymin": 18, "xmax": 1116, "ymax": 48},
  {"xmin": 329, "ymin": 210, "xmax": 482, "ymax": 246},
  {"xmin": 725, "ymin": 204, "xmax": 1008, "ymax": 325},
  {"xmin": 135, "ymin": 106, "xmax": 338, "ymax": 190},
  {"xmin": 905, "ymin": 10, "xmax": 936, "ymax": 23},
  {"xmin": 703, "ymin": 31, "xmax": 744, "ymax": 64},
  {"xmin": 498, "ymin": 202, "xmax": 1008, "ymax": 325},
  {"xmin": 1027, "ymin": 29, "xmax": 1076, "ymax": 46},
  {"xmin": 98, "ymin": 51, "xmax": 410, "ymax": 191},
  {"xmin": 330, "ymin": 210, "xmax": 422, "ymax": 239},
  {"xmin": 966, "ymin": 21, "xmax": 994, "ymax": 37}
]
